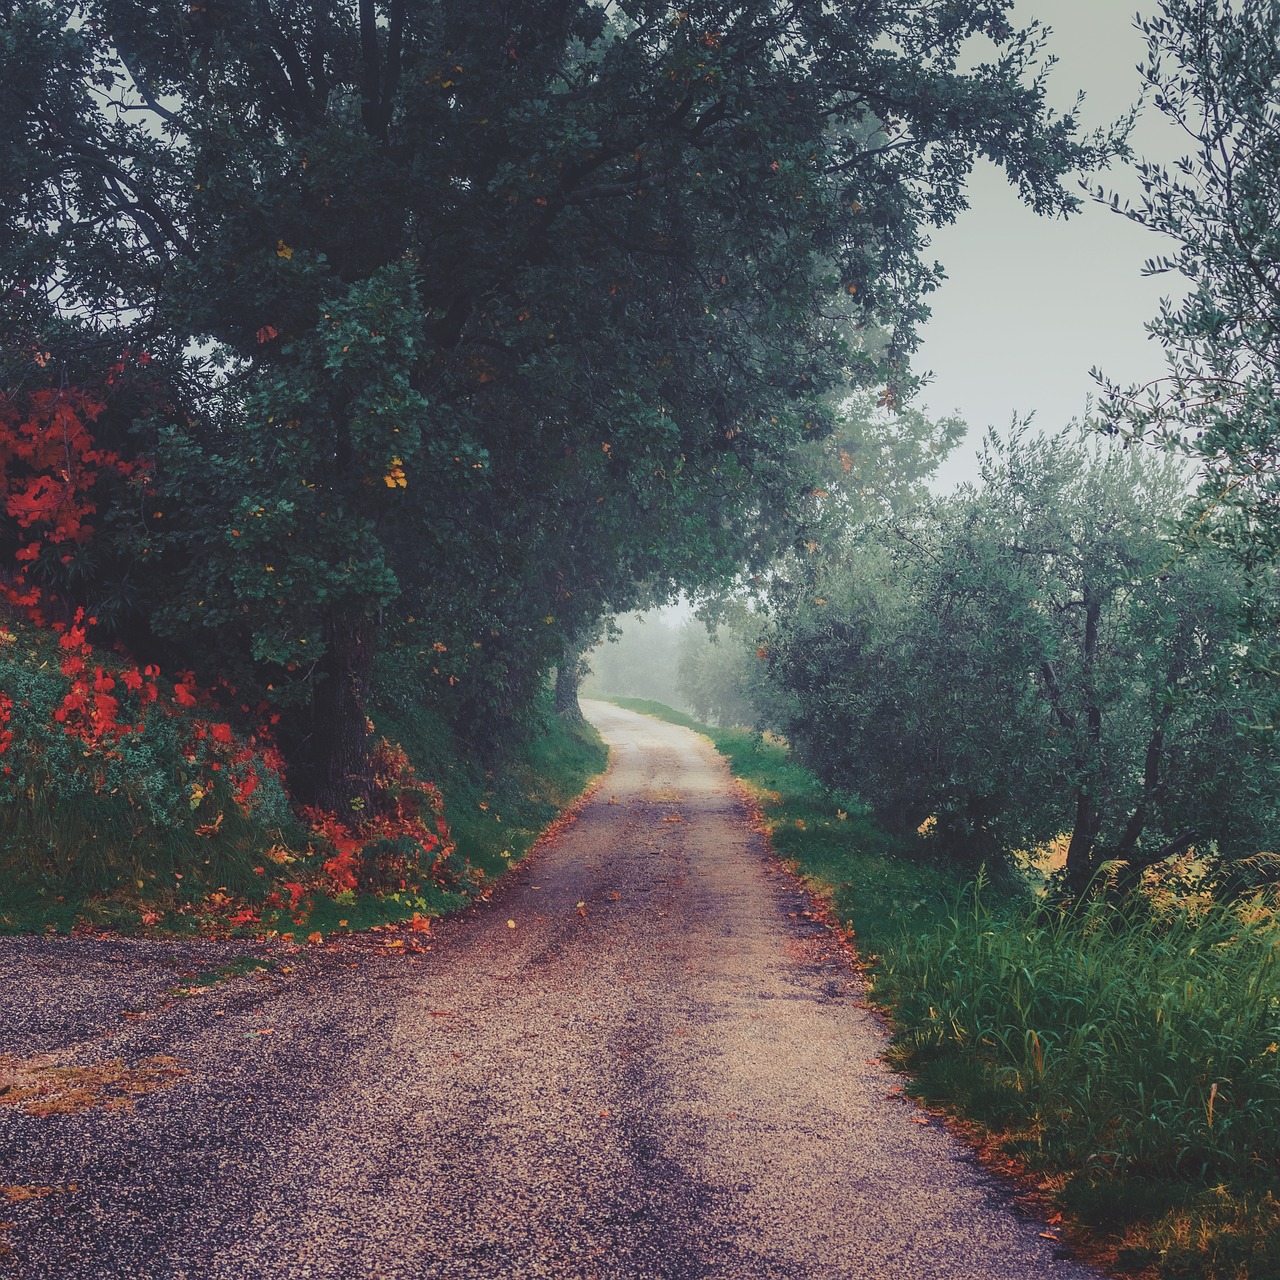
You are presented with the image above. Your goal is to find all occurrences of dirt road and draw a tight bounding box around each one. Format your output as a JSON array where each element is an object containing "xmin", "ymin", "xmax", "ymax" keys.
[{"xmin": 0, "ymin": 701, "xmax": 1102, "ymax": 1279}]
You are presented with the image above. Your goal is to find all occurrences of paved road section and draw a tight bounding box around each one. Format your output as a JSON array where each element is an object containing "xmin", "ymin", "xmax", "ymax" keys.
[{"xmin": 0, "ymin": 701, "xmax": 1104, "ymax": 1279}]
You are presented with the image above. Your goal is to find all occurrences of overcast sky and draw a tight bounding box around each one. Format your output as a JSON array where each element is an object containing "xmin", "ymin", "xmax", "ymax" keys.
[{"xmin": 916, "ymin": 0, "xmax": 1187, "ymax": 489}]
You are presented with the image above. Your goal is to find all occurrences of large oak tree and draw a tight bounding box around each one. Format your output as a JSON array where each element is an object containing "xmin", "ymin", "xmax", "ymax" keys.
[{"xmin": 1, "ymin": 0, "xmax": 1116, "ymax": 806}]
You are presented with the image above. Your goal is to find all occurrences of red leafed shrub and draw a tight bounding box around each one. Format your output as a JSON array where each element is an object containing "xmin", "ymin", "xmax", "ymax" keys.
[
  {"xmin": 0, "ymin": 382, "xmax": 467, "ymax": 922},
  {"xmin": 0, "ymin": 386, "xmax": 140, "ymax": 623},
  {"xmin": 301, "ymin": 738, "xmax": 462, "ymax": 897}
]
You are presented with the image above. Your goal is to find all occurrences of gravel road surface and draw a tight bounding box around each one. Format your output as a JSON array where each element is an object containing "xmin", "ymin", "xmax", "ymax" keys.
[{"xmin": 0, "ymin": 701, "xmax": 1104, "ymax": 1279}]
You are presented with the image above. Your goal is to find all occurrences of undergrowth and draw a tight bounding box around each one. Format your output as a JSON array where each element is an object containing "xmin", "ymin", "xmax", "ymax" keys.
[
  {"xmin": 0, "ymin": 606, "xmax": 605, "ymax": 939},
  {"xmin": 608, "ymin": 696, "xmax": 1280, "ymax": 1280}
]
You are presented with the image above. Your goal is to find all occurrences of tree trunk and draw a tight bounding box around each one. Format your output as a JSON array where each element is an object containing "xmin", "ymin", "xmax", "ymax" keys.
[
  {"xmin": 308, "ymin": 606, "xmax": 377, "ymax": 814},
  {"xmin": 554, "ymin": 637, "xmax": 585, "ymax": 724},
  {"xmin": 1063, "ymin": 593, "xmax": 1103, "ymax": 896},
  {"xmin": 1063, "ymin": 790, "xmax": 1100, "ymax": 895}
]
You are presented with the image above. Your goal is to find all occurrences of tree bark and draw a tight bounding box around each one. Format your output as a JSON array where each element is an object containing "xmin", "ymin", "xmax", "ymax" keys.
[
  {"xmin": 308, "ymin": 606, "xmax": 377, "ymax": 814},
  {"xmin": 554, "ymin": 637, "xmax": 586, "ymax": 724},
  {"xmin": 1063, "ymin": 593, "xmax": 1103, "ymax": 895}
]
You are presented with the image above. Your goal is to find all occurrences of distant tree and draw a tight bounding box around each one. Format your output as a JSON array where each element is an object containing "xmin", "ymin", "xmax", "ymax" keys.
[
  {"xmin": 1, "ymin": 0, "xmax": 1119, "ymax": 805},
  {"xmin": 674, "ymin": 391, "xmax": 965, "ymax": 729},
  {"xmin": 763, "ymin": 431, "xmax": 1280, "ymax": 889},
  {"xmin": 583, "ymin": 611, "xmax": 689, "ymax": 710},
  {"xmin": 1096, "ymin": 0, "xmax": 1280, "ymax": 564}
]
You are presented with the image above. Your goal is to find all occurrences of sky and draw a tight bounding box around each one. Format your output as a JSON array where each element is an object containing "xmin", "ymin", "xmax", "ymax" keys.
[{"xmin": 915, "ymin": 0, "xmax": 1188, "ymax": 489}]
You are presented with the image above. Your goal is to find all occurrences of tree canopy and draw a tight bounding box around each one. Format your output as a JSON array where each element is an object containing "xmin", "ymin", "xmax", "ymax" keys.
[
  {"xmin": 755, "ymin": 430, "xmax": 1280, "ymax": 888},
  {"xmin": 1097, "ymin": 0, "xmax": 1280, "ymax": 564},
  {"xmin": 1, "ymin": 0, "xmax": 1118, "ymax": 804}
]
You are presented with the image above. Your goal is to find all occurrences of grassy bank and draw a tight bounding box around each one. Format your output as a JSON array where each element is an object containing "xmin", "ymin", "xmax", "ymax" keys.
[
  {"xmin": 608, "ymin": 697, "xmax": 1280, "ymax": 1280},
  {"xmin": 374, "ymin": 691, "xmax": 608, "ymax": 887},
  {"xmin": 0, "ymin": 601, "xmax": 606, "ymax": 938}
]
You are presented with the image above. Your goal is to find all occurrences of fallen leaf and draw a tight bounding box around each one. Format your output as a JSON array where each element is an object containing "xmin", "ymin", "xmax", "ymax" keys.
[
  {"xmin": 598, "ymin": 1109, "xmax": 611, "ymax": 1118},
  {"xmin": 507, "ymin": 919, "xmax": 516, "ymax": 929},
  {"xmin": 0, "ymin": 1053, "xmax": 186, "ymax": 1116},
  {"xmin": 0, "ymin": 1186, "xmax": 53, "ymax": 1202},
  {"xmin": 1039, "ymin": 1232, "xmax": 1060, "ymax": 1241}
]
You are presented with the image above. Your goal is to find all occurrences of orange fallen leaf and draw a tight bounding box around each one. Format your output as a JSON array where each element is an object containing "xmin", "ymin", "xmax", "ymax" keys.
[
  {"xmin": 609, "ymin": 891, "xmax": 621, "ymax": 901},
  {"xmin": 598, "ymin": 1109, "xmax": 611, "ymax": 1118},
  {"xmin": 662, "ymin": 814, "xmax": 683, "ymax": 823},
  {"xmin": 1039, "ymin": 1232, "xmax": 1060, "ymax": 1241},
  {"xmin": 306, "ymin": 931, "xmax": 323, "ymax": 945},
  {"xmin": 0, "ymin": 1186, "xmax": 53, "ymax": 1202}
]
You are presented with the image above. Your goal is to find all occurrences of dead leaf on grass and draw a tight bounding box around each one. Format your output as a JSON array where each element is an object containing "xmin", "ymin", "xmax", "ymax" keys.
[{"xmin": 0, "ymin": 1053, "xmax": 186, "ymax": 1117}]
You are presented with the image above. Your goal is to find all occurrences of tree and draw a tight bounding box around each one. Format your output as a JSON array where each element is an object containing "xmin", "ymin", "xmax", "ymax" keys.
[
  {"xmin": 1, "ymin": 0, "xmax": 1119, "ymax": 806},
  {"xmin": 1096, "ymin": 0, "xmax": 1280, "ymax": 565},
  {"xmin": 762, "ymin": 431, "xmax": 1280, "ymax": 888}
]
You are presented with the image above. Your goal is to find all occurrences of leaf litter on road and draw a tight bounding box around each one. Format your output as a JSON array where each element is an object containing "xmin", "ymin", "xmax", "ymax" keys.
[{"xmin": 0, "ymin": 1052, "xmax": 186, "ymax": 1116}]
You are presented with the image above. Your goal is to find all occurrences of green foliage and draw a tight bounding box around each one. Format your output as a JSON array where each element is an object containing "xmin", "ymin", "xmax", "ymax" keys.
[
  {"xmin": 886, "ymin": 887, "xmax": 1280, "ymax": 1179},
  {"xmin": 885, "ymin": 885, "xmax": 1280, "ymax": 1279},
  {"xmin": 760, "ymin": 430, "xmax": 1280, "ymax": 884},
  {"xmin": 1096, "ymin": 1, "xmax": 1280, "ymax": 569},
  {"xmin": 674, "ymin": 614, "xmax": 770, "ymax": 729},
  {"xmin": 0, "ymin": 610, "xmax": 299, "ymax": 904},
  {"xmin": 0, "ymin": 602, "xmax": 604, "ymax": 936},
  {"xmin": 0, "ymin": 0, "xmax": 1122, "ymax": 794},
  {"xmin": 374, "ymin": 680, "xmax": 607, "ymax": 886}
]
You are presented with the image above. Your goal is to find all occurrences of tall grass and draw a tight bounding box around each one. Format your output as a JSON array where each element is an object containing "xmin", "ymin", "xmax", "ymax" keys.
[{"xmin": 884, "ymin": 885, "xmax": 1280, "ymax": 1181}]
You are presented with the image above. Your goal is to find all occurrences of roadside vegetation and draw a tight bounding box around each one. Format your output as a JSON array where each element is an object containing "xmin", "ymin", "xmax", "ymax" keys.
[
  {"xmin": 609, "ymin": 697, "xmax": 1280, "ymax": 1280},
  {"xmin": 0, "ymin": 598, "xmax": 605, "ymax": 939}
]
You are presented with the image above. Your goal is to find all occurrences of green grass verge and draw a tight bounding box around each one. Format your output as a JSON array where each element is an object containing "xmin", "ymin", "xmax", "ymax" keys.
[
  {"xmin": 374, "ymin": 690, "xmax": 607, "ymax": 886},
  {"xmin": 607, "ymin": 696, "xmax": 1280, "ymax": 1280}
]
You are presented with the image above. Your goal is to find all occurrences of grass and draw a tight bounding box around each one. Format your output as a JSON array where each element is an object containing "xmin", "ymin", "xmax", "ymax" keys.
[
  {"xmin": 607, "ymin": 696, "xmax": 1280, "ymax": 1280},
  {"xmin": 375, "ymin": 687, "xmax": 607, "ymax": 886},
  {"xmin": 0, "ymin": 601, "xmax": 606, "ymax": 940}
]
